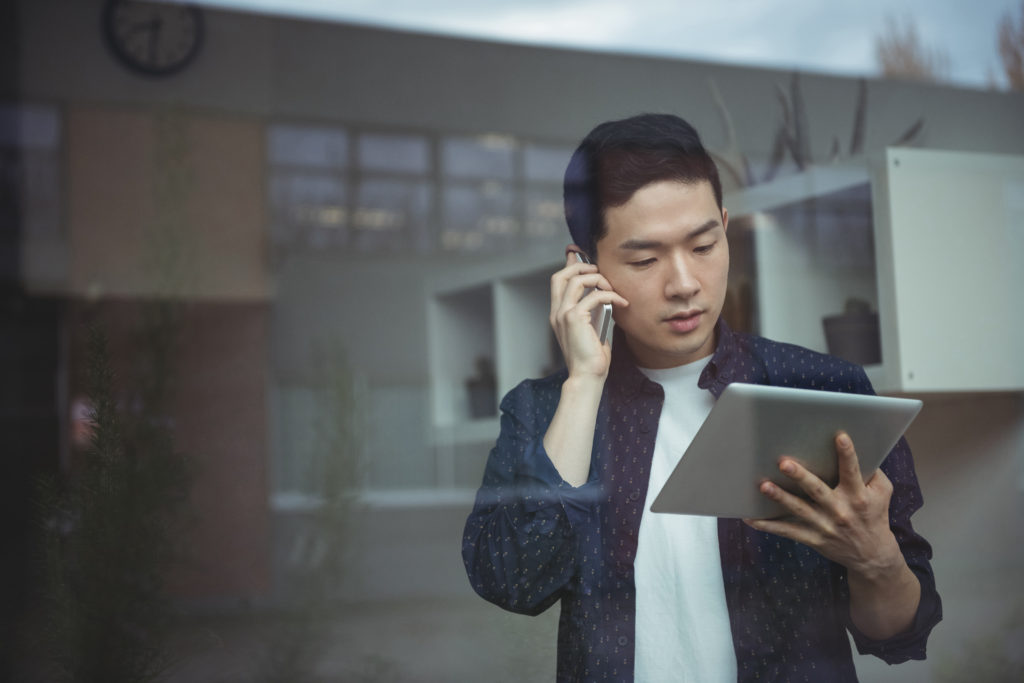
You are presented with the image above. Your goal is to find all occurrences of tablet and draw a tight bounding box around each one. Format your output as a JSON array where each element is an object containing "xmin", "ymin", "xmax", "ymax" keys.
[{"xmin": 649, "ymin": 383, "xmax": 922, "ymax": 519}]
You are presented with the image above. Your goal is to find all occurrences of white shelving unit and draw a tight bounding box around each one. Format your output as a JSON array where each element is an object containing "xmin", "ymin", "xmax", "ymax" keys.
[
  {"xmin": 429, "ymin": 283, "xmax": 496, "ymax": 427},
  {"xmin": 727, "ymin": 163, "xmax": 882, "ymax": 384},
  {"xmin": 427, "ymin": 148, "xmax": 1024, "ymax": 468},
  {"xmin": 726, "ymin": 148, "xmax": 1024, "ymax": 393},
  {"xmin": 426, "ymin": 249, "xmax": 562, "ymax": 487},
  {"xmin": 872, "ymin": 147, "xmax": 1024, "ymax": 392}
]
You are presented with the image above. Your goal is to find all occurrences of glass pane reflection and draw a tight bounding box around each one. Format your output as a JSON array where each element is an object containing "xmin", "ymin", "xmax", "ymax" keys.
[
  {"xmin": 524, "ymin": 143, "xmax": 572, "ymax": 182},
  {"xmin": 354, "ymin": 178, "xmax": 433, "ymax": 252},
  {"xmin": 441, "ymin": 181, "xmax": 519, "ymax": 251},
  {"xmin": 442, "ymin": 135, "xmax": 516, "ymax": 180},
  {"xmin": 268, "ymin": 125, "xmax": 348, "ymax": 169},
  {"xmin": 358, "ymin": 133, "xmax": 430, "ymax": 174}
]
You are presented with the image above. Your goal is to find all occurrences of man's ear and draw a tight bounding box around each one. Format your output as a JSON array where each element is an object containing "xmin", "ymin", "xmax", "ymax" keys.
[
  {"xmin": 566, "ymin": 243, "xmax": 597, "ymax": 265},
  {"xmin": 722, "ymin": 208, "xmax": 729, "ymax": 234}
]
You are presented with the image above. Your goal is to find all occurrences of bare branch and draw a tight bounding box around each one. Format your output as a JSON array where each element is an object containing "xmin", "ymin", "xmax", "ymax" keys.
[
  {"xmin": 875, "ymin": 15, "xmax": 951, "ymax": 83},
  {"xmin": 999, "ymin": 1, "xmax": 1024, "ymax": 90},
  {"xmin": 849, "ymin": 79, "xmax": 867, "ymax": 156}
]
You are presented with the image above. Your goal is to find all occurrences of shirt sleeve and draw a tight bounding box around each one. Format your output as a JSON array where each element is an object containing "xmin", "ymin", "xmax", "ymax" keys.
[
  {"xmin": 839, "ymin": 370, "xmax": 943, "ymax": 662},
  {"xmin": 461, "ymin": 377, "xmax": 603, "ymax": 616}
]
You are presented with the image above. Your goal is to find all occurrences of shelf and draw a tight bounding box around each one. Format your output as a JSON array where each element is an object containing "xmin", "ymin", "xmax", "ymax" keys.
[
  {"xmin": 725, "ymin": 164, "xmax": 869, "ymax": 217},
  {"xmin": 727, "ymin": 166, "xmax": 880, "ymax": 366},
  {"xmin": 432, "ymin": 417, "xmax": 500, "ymax": 446},
  {"xmin": 428, "ymin": 284, "xmax": 496, "ymax": 426}
]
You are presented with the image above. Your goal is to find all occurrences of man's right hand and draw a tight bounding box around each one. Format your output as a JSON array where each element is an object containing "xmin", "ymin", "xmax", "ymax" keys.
[
  {"xmin": 549, "ymin": 249, "xmax": 629, "ymax": 380},
  {"xmin": 544, "ymin": 250, "xmax": 629, "ymax": 486}
]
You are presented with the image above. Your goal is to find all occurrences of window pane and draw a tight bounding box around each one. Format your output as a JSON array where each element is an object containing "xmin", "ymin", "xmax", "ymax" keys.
[
  {"xmin": 525, "ymin": 185, "xmax": 564, "ymax": 240},
  {"xmin": 0, "ymin": 103, "xmax": 60, "ymax": 148},
  {"xmin": 268, "ymin": 172, "xmax": 349, "ymax": 247},
  {"xmin": 441, "ymin": 135, "xmax": 516, "ymax": 180},
  {"xmin": 0, "ymin": 104, "xmax": 62, "ymax": 241},
  {"xmin": 358, "ymin": 133, "xmax": 430, "ymax": 174},
  {"xmin": 441, "ymin": 181, "xmax": 519, "ymax": 251},
  {"xmin": 524, "ymin": 143, "xmax": 572, "ymax": 182},
  {"xmin": 268, "ymin": 124, "xmax": 348, "ymax": 169},
  {"xmin": 271, "ymin": 386, "xmax": 322, "ymax": 494},
  {"xmin": 365, "ymin": 384, "xmax": 433, "ymax": 488},
  {"xmin": 20, "ymin": 152, "xmax": 63, "ymax": 238},
  {"xmin": 354, "ymin": 178, "xmax": 433, "ymax": 252}
]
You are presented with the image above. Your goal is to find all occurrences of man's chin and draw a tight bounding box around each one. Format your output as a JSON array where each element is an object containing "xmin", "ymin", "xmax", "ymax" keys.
[{"xmin": 627, "ymin": 337, "xmax": 714, "ymax": 369}]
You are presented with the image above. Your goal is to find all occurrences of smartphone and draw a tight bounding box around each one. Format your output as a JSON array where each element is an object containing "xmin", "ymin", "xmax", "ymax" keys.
[{"xmin": 574, "ymin": 253, "xmax": 613, "ymax": 344}]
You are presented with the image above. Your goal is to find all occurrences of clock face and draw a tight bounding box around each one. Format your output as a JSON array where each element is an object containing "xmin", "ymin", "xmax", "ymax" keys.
[{"xmin": 102, "ymin": 0, "xmax": 204, "ymax": 77}]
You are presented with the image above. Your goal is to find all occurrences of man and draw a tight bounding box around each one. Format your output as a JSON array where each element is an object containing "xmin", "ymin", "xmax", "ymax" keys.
[{"xmin": 462, "ymin": 113, "xmax": 941, "ymax": 681}]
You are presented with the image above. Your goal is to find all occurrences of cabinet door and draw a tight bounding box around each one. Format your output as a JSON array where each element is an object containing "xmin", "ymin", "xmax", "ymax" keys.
[{"xmin": 874, "ymin": 148, "xmax": 1024, "ymax": 392}]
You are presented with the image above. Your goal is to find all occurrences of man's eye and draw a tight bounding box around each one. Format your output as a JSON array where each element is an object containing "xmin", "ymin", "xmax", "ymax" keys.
[
  {"xmin": 694, "ymin": 242, "xmax": 716, "ymax": 255},
  {"xmin": 630, "ymin": 258, "xmax": 656, "ymax": 267}
]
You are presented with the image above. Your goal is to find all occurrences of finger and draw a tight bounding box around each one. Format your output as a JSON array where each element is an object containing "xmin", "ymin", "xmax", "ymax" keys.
[
  {"xmin": 550, "ymin": 262, "xmax": 596, "ymax": 319},
  {"xmin": 565, "ymin": 244, "xmax": 585, "ymax": 260},
  {"xmin": 578, "ymin": 286, "xmax": 629, "ymax": 311},
  {"xmin": 556, "ymin": 273, "xmax": 606, "ymax": 315},
  {"xmin": 834, "ymin": 431, "xmax": 866, "ymax": 489},
  {"xmin": 551, "ymin": 259, "xmax": 596, "ymax": 290},
  {"xmin": 864, "ymin": 465, "xmax": 893, "ymax": 495},
  {"xmin": 756, "ymin": 477, "xmax": 826, "ymax": 523},
  {"xmin": 557, "ymin": 273, "xmax": 624, "ymax": 322},
  {"xmin": 777, "ymin": 457, "xmax": 835, "ymax": 506},
  {"xmin": 744, "ymin": 515, "xmax": 819, "ymax": 547},
  {"xmin": 561, "ymin": 290, "xmax": 622, "ymax": 342}
]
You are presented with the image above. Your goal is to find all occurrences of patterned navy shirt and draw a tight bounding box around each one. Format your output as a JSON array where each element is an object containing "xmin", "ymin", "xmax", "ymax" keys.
[{"xmin": 462, "ymin": 321, "xmax": 942, "ymax": 682}]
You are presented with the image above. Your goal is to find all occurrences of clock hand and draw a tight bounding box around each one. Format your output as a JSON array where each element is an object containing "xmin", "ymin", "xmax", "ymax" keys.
[{"xmin": 149, "ymin": 17, "xmax": 163, "ymax": 64}]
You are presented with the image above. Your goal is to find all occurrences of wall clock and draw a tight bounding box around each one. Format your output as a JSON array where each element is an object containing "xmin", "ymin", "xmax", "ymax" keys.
[{"xmin": 102, "ymin": 0, "xmax": 204, "ymax": 77}]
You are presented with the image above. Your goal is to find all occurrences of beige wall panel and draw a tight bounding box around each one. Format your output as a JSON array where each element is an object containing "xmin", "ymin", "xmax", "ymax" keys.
[
  {"xmin": 186, "ymin": 115, "xmax": 268, "ymax": 300},
  {"xmin": 68, "ymin": 106, "xmax": 268, "ymax": 299},
  {"xmin": 68, "ymin": 106, "xmax": 152, "ymax": 298}
]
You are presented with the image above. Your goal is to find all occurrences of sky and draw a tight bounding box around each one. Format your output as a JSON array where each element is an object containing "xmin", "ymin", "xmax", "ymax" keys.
[{"xmin": 195, "ymin": 0, "xmax": 1023, "ymax": 90}]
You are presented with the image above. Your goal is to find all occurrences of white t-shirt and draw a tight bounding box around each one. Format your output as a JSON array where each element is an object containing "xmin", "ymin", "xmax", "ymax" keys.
[{"xmin": 634, "ymin": 358, "xmax": 737, "ymax": 682}]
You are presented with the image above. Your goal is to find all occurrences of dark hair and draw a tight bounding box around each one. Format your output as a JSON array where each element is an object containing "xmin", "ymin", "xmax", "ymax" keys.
[{"xmin": 563, "ymin": 113, "xmax": 722, "ymax": 258}]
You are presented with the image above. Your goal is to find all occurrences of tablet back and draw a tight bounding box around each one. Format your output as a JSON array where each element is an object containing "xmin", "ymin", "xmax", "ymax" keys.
[{"xmin": 649, "ymin": 383, "xmax": 922, "ymax": 519}]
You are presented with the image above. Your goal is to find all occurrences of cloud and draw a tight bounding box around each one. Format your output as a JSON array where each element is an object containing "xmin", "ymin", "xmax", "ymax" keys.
[{"xmin": 197, "ymin": 0, "xmax": 1017, "ymax": 88}]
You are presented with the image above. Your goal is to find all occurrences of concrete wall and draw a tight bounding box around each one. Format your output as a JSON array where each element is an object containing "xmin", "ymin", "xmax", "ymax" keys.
[{"xmin": 17, "ymin": 1, "xmax": 1024, "ymax": 153}]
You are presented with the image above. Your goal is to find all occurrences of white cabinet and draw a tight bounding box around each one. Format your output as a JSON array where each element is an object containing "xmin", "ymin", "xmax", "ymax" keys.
[
  {"xmin": 872, "ymin": 148, "xmax": 1024, "ymax": 392},
  {"xmin": 725, "ymin": 164, "xmax": 882, "ymax": 381},
  {"xmin": 727, "ymin": 148, "xmax": 1024, "ymax": 393},
  {"xmin": 426, "ymin": 250, "xmax": 561, "ymax": 486},
  {"xmin": 427, "ymin": 251, "xmax": 559, "ymax": 428}
]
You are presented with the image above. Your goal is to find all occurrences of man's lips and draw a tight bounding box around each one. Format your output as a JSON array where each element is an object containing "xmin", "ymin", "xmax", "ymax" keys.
[{"xmin": 665, "ymin": 310, "xmax": 702, "ymax": 333}]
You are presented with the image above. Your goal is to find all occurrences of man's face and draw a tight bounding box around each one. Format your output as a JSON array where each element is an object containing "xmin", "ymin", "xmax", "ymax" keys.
[{"xmin": 594, "ymin": 180, "xmax": 729, "ymax": 369}]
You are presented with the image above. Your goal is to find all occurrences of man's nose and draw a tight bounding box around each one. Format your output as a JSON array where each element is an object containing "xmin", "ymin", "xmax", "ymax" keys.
[{"xmin": 664, "ymin": 254, "xmax": 700, "ymax": 299}]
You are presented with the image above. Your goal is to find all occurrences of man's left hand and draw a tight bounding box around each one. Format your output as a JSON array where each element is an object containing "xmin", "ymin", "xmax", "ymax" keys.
[
  {"xmin": 743, "ymin": 431, "xmax": 903, "ymax": 579},
  {"xmin": 744, "ymin": 431, "xmax": 922, "ymax": 639}
]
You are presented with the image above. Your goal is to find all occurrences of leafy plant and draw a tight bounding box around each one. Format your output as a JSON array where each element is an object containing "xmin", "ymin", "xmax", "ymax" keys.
[{"xmin": 35, "ymin": 317, "xmax": 192, "ymax": 683}]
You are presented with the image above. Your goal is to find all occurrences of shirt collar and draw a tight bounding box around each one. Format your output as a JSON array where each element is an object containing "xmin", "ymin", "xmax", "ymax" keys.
[
  {"xmin": 607, "ymin": 317, "xmax": 754, "ymax": 399},
  {"xmin": 700, "ymin": 318, "xmax": 767, "ymax": 396},
  {"xmin": 609, "ymin": 318, "xmax": 742, "ymax": 398},
  {"xmin": 608, "ymin": 325, "xmax": 661, "ymax": 399}
]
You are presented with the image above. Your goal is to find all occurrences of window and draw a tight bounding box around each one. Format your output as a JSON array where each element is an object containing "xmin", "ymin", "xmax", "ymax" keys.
[
  {"xmin": 0, "ymin": 103, "xmax": 63, "ymax": 242},
  {"xmin": 524, "ymin": 142, "xmax": 571, "ymax": 240},
  {"xmin": 267, "ymin": 125, "xmax": 350, "ymax": 249},
  {"xmin": 266, "ymin": 122, "xmax": 574, "ymax": 256}
]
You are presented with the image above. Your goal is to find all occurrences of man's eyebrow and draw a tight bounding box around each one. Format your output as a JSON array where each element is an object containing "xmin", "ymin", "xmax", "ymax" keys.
[{"xmin": 616, "ymin": 218, "xmax": 721, "ymax": 250}]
